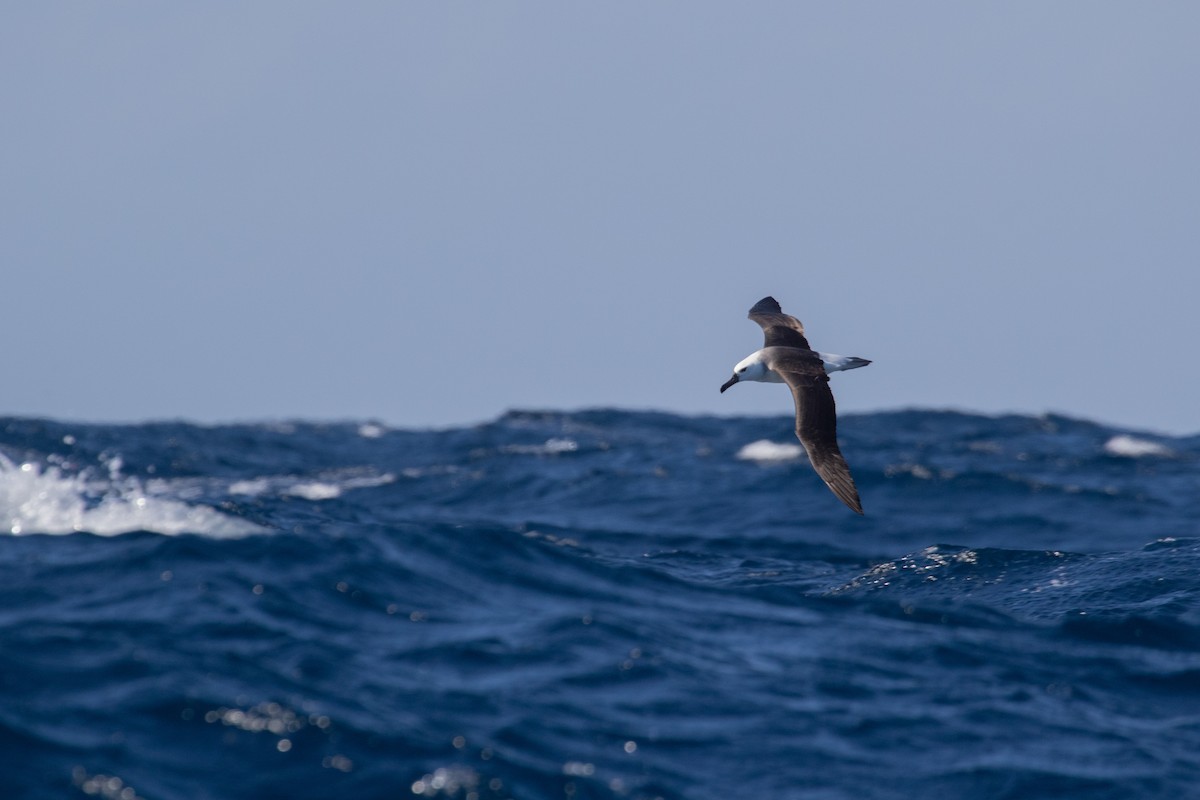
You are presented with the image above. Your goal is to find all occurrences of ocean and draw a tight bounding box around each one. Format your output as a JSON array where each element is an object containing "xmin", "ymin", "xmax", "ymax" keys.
[{"xmin": 1, "ymin": 409, "xmax": 1198, "ymax": 799}]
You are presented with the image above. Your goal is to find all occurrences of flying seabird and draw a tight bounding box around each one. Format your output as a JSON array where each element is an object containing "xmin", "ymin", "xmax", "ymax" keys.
[{"xmin": 720, "ymin": 296, "xmax": 870, "ymax": 514}]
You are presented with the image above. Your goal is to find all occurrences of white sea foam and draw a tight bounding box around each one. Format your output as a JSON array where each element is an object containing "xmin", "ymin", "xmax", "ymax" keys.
[
  {"xmin": 229, "ymin": 470, "xmax": 395, "ymax": 500},
  {"xmin": 0, "ymin": 453, "xmax": 264, "ymax": 538},
  {"xmin": 883, "ymin": 462, "xmax": 936, "ymax": 480},
  {"xmin": 286, "ymin": 482, "xmax": 343, "ymax": 501},
  {"xmin": 503, "ymin": 438, "xmax": 580, "ymax": 456},
  {"xmin": 228, "ymin": 478, "xmax": 272, "ymax": 496},
  {"xmin": 1103, "ymin": 435, "xmax": 1173, "ymax": 458},
  {"xmin": 357, "ymin": 423, "xmax": 387, "ymax": 439},
  {"xmin": 736, "ymin": 440, "xmax": 804, "ymax": 462}
]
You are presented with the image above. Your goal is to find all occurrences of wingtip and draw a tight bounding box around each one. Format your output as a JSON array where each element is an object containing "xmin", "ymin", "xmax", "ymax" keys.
[
  {"xmin": 748, "ymin": 296, "xmax": 782, "ymax": 315},
  {"xmin": 827, "ymin": 479, "xmax": 864, "ymax": 514}
]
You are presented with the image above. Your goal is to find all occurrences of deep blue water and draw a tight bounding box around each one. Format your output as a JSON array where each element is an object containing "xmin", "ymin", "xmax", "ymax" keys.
[{"xmin": 2, "ymin": 409, "xmax": 1199, "ymax": 799}]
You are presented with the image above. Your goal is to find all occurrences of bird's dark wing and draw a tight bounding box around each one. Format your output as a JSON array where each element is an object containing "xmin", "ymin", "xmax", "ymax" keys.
[
  {"xmin": 769, "ymin": 351, "xmax": 864, "ymax": 514},
  {"xmin": 747, "ymin": 297, "xmax": 812, "ymax": 350}
]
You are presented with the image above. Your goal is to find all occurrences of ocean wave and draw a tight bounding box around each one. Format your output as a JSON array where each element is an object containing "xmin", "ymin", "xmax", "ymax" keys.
[
  {"xmin": 829, "ymin": 539, "xmax": 1200, "ymax": 645},
  {"xmin": 735, "ymin": 439, "xmax": 804, "ymax": 462},
  {"xmin": 229, "ymin": 470, "xmax": 396, "ymax": 500},
  {"xmin": 0, "ymin": 452, "xmax": 265, "ymax": 538},
  {"xmin": 1103, "ymin": 434, "xmax": 1174, "ymax": 458},
  {"xmin": 3, "ymin": 410, "xmax": 1200, "ymax": 799}
]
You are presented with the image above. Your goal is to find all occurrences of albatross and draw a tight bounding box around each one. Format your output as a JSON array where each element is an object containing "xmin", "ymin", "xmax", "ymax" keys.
[{"xmin": 720, "ymin": 296, "xmax": 870, "ymax": 514}]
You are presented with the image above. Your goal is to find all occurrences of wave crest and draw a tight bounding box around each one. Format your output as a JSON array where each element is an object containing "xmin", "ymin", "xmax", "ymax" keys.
[{"xmin": 0, "ymin": 452, "xmax": 264, "ymax": 538}]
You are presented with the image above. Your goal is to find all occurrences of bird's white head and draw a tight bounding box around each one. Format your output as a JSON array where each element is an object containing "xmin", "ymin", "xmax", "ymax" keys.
[{"xmin": 720, "ymin": 352, "xmax": 771, "ymax": 393}]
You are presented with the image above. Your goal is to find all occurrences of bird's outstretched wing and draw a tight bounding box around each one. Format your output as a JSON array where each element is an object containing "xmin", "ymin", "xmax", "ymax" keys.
[
  {"xmin": 769, "ymin": 350, "xmax": 864, "ymax": 514},
  {"xmin": 747, "ymin": 296, "xmax": 812, "ymax": 350}
]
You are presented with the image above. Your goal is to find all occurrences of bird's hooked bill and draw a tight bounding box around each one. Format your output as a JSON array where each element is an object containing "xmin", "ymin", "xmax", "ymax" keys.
[{"xmin": 720, "ymin": 374, "xmax": 738, "ymax": 393}]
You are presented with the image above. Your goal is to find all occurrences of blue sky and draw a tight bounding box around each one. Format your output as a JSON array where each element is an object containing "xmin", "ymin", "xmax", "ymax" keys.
[{"xmin": 3, "ymin": 4, "xmax": 1198, "ymax": 433}]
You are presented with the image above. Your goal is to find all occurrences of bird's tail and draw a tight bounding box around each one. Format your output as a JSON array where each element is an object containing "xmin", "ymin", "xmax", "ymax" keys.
[{"xmin": 820, "ymin": 354, "xmax": 872, "ymax": 374}]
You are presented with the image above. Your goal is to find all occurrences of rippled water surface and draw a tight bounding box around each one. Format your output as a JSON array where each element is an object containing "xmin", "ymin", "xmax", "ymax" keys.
[{"xmin": 2, "ymin": 409, "xmax": 1199, "ymax": 799}]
